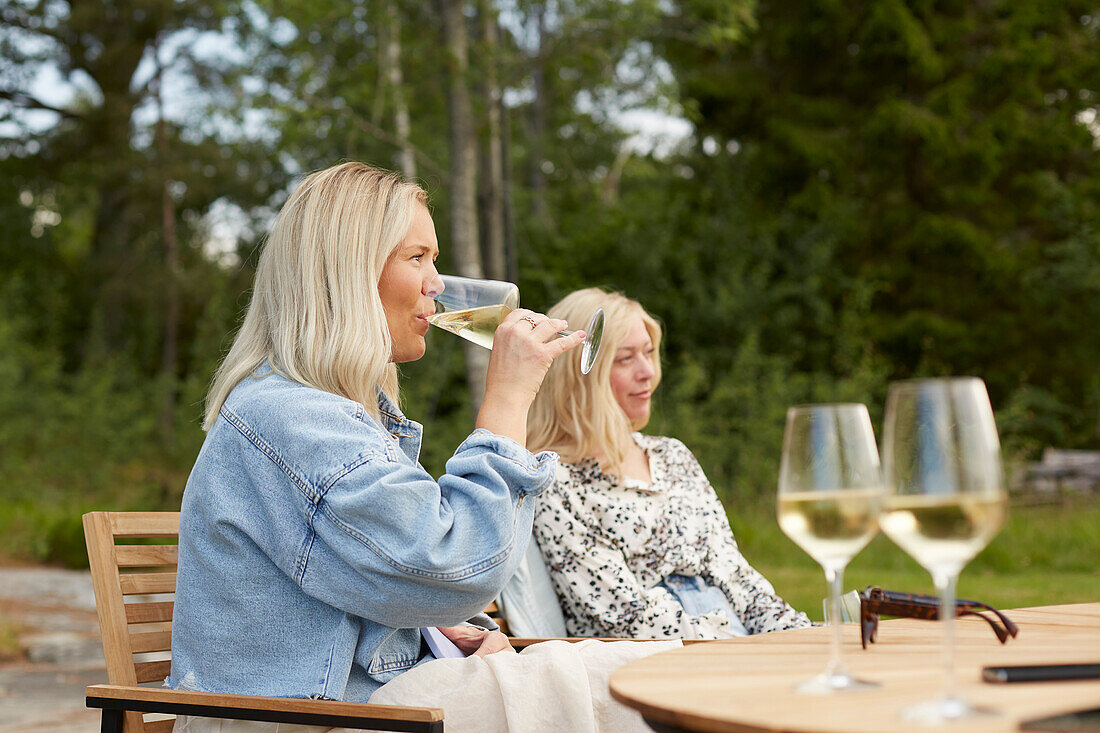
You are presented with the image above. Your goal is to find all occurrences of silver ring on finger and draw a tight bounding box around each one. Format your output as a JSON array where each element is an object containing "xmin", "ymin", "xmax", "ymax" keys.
[{"xmin": 520, "ymin": 315, "xmax": 538, "ymax": 329}]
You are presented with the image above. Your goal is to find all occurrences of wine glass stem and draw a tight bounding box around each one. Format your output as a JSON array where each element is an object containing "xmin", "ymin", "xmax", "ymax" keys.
[
  {"xmin": 933, "ymin": 570, "xmax": 959, "ymax": 701},
  {"xmin": 824, "ymin": 566, "xmax": 847, "ymax": 677}
]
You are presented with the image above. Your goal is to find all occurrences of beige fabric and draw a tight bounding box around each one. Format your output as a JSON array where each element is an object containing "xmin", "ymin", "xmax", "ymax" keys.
[
  {"xmin": 370, "ymin": 639, "xmax": 679, "ymax": 732},
  {"xmin": 173, "ymin": 639, "xmax": 680, "ymax": 733}
]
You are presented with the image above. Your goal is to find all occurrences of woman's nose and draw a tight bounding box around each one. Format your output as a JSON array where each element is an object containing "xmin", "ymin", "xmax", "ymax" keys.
[
  {"xmin": 637, "ymin": 358, "xmax": 655, "ymax": 381},
  {"xmin": 424, "ymin": 272, "xmax": 444, "ymax": 298}
]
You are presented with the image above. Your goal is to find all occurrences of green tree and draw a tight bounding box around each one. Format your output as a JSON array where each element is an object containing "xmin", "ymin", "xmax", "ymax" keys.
[
  {"xmin": 662, "ymin": 0, "xmax": 1100, "ymax": 456},
  {"xmin": 0, "ymin": 1, "xmax": 277, "ymax": 561}
]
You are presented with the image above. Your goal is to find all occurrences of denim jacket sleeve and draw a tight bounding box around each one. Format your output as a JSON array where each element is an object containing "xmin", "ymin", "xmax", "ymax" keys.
[{"xmin": 298, "ymin": 428, "xmax": 557, "ymax": 628}]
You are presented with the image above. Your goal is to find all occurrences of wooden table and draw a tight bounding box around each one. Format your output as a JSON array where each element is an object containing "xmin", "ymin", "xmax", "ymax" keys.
[{"xmin": 609, "ymin": 603, "xmax": 1100, "ymax": 732}]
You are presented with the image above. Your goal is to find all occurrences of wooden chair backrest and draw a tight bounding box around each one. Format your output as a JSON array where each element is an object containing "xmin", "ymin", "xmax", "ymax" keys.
[
  {"xmin": 483, "ymin": 600, "xmax": 509, "ymax": 635},
  {"xmin": 83, "ymin": 511, "xmax": 181, "ymax": 733}
]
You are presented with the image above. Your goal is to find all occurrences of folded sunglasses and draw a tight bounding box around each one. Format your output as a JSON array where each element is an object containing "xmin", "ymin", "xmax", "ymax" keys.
[{"xmin": 859, "ymin": 586, "xmax": 1019, "ymax": 649}]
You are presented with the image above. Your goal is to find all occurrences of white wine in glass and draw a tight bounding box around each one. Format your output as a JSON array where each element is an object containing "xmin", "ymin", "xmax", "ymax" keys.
[
  {"xmin": 777, "ymin": 403, "xmax": 884, "ymax": 694},
  {"xmin": 879, "ymin": 377, "xmax": 1008, "ymax": 724},
  {"xmin": 428, "ymin": 274, "xmax": 604, "ymax": 374},
  {"xmin": 429, "ymin": 304, "xmax": 513, "ymax": 350}
]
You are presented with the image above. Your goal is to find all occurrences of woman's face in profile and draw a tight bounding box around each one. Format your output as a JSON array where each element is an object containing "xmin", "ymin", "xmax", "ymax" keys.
[
  {"xmin": 609, "ymin": 315, "xmax": 656, "ymax": 425},
  {"xmin": 379, "ymin": 204, "xmax": 440, "ymax": 363}
]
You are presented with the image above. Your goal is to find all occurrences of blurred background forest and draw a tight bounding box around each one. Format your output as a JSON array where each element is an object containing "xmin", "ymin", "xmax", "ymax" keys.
[{"xmin": 1, "ymin": 0, "xmax": 1099, "ymax": 585}]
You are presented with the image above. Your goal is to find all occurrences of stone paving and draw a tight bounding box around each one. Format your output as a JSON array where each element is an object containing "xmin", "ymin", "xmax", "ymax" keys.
[{"xmin": 0, "ymin": 566, "xmax": 105, "ymax": 731}]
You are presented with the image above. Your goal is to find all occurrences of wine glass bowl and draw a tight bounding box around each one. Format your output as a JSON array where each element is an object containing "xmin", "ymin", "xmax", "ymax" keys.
[
  {"xmin": 428, "ymin": 274, "xmax": 604, "ymax": 373},
  {"xmin": 879, "ymin": 377, "xmax": 1008, "ymax": 723},
  {"xmin": 433, "ymin": 276, "xmax": 519, "ymax": 314},
  {"xmin": 579, "ymin": 307, "xmax": 604, "ymax": 375},
  {"xmin": 777, "ymin": 403, "xmax": 884, "ymax": 694}
]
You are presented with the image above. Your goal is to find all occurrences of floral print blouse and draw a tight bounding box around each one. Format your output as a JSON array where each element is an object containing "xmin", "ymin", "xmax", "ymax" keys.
[{"xmin": 532, "ymin": 433, "xmax": 812, "ymax": 639}]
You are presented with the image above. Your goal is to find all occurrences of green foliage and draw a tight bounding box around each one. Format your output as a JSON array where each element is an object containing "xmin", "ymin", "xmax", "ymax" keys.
[
  {"xmin": 660, "ymin": 0, "xmax": 1100, "ymax": 470},
  {"xmin": 0, "ymin": 288, "xmax": 200, "ymax": 566},
  {"xmin": 1, "ymin": 0, "xmax": 1098, "ymax": 567},
  {"xmin": 735, "ymin": 500, "xmax": 1100, "ymax": 619}
]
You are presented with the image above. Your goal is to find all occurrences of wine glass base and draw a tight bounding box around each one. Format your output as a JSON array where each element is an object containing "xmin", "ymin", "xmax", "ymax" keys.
[
  {"xmin": 794, "ymin": 671, "xmax": 880, "ymax": 695},
  {"xmin": 900, "ymin": 697, "xmax": 997, "ymax": 724}
]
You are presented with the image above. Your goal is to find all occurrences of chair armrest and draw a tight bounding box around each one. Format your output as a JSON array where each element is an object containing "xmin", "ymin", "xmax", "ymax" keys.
[
  {"xmin": 86, "ymin": 684, "xmax": 443, "ymax": 732},
  {"xmin": 509, "ymin": 636, "xmax": 591, "ymax": 649},
  {"xmin": 508, "ymin": 637, "xmax": 710, "ymax": 650}
]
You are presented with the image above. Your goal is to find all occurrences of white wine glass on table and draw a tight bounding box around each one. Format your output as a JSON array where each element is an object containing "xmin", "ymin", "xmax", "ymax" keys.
[
  {"xmin": 879, "ymin": 377, "xmax": 1008, "ymax": 724},
  {"xmin": 428, "ymin": 274, "xmax": 605, "ymax": 374},
  {"xmin": 777, "ymin": 403, "xmax": 884, "ymax": 694}
]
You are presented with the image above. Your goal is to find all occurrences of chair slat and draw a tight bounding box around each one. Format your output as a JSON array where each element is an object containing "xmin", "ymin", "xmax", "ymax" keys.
[
  {"xmin": 485, "ymin": 600, "xmax": 509, "ymax": 635},
  {"xmin": 110, "ymin": 512, "xmax": 181, "ymax": 538},
  {"xmin": 125, "ymin": 601, "xmax": 174, "ymax": 625},
  {"xmin": 120, "ymin": 572, "xmax": 177, "ymax": 595},
  {"xmin": 83, "ymin": 512, "xmax": 140, "ymax": 688},
  {"xmin": 115, "ymin": 545, "xmax": 179, "ymax": 568},
  {"xmin": 135, "ymin": 659, "xmax": 173, "ymax": 684},
  {"xmin": 142, "ymin": 717, "xmax": 176, "ymax": 733},
  {"xmin": 130, "ymin": 630, "xmax": 173, "ymax": 654}
]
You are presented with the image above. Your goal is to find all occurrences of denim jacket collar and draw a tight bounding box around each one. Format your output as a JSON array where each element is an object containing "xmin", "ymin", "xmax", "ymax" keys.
[{"xmin": 376, "ymin": 390, "xmax": 423, "ymax": 463}]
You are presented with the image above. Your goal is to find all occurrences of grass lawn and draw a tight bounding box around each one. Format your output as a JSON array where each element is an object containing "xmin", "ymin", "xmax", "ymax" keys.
[{"xmin": 727, "ymin": 500, "xmax": 1100, "ymax": 622}]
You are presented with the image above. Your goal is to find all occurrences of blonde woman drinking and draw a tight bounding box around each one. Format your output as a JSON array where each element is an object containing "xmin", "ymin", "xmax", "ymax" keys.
[
  {"xmin": 527, "ymin": 289, "xmax": 812, "ymax": 639},
  {"xmin": 169, "ymin": 163, "xmax": 677, "ymax": 733},
  {"xmin": 170, "ymin": 160, "xmax": 581, "ymax": 704}
]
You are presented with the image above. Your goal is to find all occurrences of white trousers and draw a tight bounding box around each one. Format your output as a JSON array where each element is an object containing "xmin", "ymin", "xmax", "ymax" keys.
[{"xmin": 173, "ymin": 639, "xmax": 680, "ymax": 733}]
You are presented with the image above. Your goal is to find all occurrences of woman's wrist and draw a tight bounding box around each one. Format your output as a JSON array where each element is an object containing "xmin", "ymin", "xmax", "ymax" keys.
[{"xmin": 475, "ymin": 390, "xmax": 530, "ymax": 446}]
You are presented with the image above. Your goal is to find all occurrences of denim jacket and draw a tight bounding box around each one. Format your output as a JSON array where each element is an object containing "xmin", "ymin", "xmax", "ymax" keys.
[{"xmin": 168, "ymin": 367, "xmax": 556, "ymax": 701}]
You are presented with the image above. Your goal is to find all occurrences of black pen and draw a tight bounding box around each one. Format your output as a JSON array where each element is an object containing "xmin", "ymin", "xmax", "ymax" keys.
[{"xmin": 982, "ymin": 663, "xmax": 1100, "ymax": 683}]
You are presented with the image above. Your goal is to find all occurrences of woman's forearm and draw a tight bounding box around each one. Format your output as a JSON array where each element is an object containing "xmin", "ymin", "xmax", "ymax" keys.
[{"xmin": 475, "ymin": 389, "xmax": 530, "ymax": 446}]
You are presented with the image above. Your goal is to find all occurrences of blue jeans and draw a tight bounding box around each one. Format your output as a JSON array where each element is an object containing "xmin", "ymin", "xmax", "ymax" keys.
[{"xmin": 658, "ymin": 574, "xmax": 748, "ymax": 636}]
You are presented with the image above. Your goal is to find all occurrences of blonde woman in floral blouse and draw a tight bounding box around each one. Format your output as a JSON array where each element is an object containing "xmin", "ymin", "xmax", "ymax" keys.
[{"xmin": 526, "ymin": 289, "xmax": 811, "ymax": 639}]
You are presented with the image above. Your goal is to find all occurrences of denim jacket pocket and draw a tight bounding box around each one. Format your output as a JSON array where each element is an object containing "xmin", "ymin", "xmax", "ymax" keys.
[{"xmin": 366, "ymin": 627, "xmax": 421, "ymax": 686}]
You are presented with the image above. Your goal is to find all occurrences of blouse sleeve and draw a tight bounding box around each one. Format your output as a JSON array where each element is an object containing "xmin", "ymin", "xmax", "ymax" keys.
[
  {"xmin": 532, "ymin": 466, "xmax": 737, "ymax": 640},
  {"xmin": 673, "ymin": 445, "xmax": 812, "ymax": 634}
]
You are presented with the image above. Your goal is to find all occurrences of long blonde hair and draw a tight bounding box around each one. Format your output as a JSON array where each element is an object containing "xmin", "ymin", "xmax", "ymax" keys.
[
  {"xmin": 527, "ymin": 288, "xmax": 662, "ymax": 474},
  {"xmin": 203, "ymin": 162, "xmax": 427, "ymax": 430}
]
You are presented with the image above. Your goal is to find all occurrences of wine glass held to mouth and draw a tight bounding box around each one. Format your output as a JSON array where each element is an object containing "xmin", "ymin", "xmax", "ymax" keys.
[{"xmin": 428, "ymin": 274, "xmax": 605, "ymax": 375}]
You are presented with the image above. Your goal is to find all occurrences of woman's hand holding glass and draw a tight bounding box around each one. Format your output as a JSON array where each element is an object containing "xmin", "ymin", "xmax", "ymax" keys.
[
  {"xmin": 484, "ymin": 309, "xmax": 585, "ymax": 396},
  {"xmin": 472, "ymin": 309, "xmax": 585, "ymax": 445},
  {"xmin": 429, "ymin": 274, "xmax": 593, "ymax": 445}
]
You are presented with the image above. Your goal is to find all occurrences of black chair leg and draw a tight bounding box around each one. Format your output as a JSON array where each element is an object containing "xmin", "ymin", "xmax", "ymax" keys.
[{"xmin": 100, "ymin": 709, "xmax": 124, "ymax": 733}]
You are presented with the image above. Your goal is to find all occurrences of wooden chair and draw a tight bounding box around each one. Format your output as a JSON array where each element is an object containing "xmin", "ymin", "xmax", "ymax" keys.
[
  {"xmin": 483, "ymin": 602, "xmax": 633, "ymax": 649},
  {"xmin": 82, "ymin": 510, "xmax": 444, "ymax": 733}
]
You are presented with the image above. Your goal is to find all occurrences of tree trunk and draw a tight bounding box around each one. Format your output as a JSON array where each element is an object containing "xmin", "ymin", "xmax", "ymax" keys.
[
  {"xmin": 386, "ymin": 0, "xmax": 416, "ymax": 179},
  {"xmin": 84, "ymin": 99, "xmax": 139, "ymax": 362},
  {"xmin": 80, "ymin": 13, "xmax": 155, "ymax": 363},
  {"xmin": 477, "ymin": 1, "xmax": 506, "ymax": 281},
  {"xmin": 501, "ymin": 101, "xmax": 518, "ymax": 284},
  {"xmin": 440, "ymin": 0, "xmax": 489, "ymax": 410},
  {"xmin": 527, "ymin": 5, "xmax": 550, "ymax": 224},
  {"xmin": 154, "ymin": 43, "xmax": 179, "ymax": 446}
]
